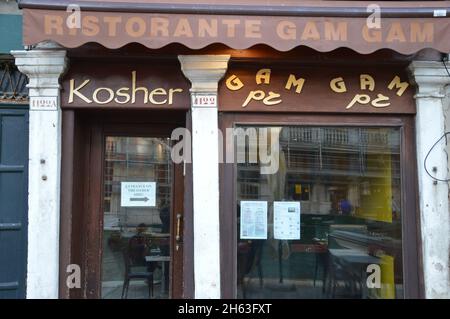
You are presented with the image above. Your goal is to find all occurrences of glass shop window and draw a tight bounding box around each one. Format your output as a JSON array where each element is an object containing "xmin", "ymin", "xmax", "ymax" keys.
[{"xmin": 236, "ymin": 126, "xmax": 403, "ymax": 299}]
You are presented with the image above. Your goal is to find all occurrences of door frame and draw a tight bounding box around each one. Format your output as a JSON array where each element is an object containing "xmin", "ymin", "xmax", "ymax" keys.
[
  {"xmin": 59, "ymin": 110, "xmax": 191, "ymax": 299},
  {"xmin": 219, "ymin": 112, "xmax": 423, "ymax": 299}
]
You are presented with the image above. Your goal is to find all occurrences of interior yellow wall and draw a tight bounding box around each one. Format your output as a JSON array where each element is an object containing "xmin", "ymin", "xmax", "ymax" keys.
[{"xmin": 355, "ymin": 154, "xmax": 392, "ymax": 223}]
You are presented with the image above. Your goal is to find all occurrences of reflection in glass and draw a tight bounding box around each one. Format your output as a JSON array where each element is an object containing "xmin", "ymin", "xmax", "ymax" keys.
[
  {"xmin": 101, "ymin": 137, "xmax": 172, "ymax": 299},
  {"xmin": 236, "ymin": 126, "xmax": 403, "ymax": 299}
]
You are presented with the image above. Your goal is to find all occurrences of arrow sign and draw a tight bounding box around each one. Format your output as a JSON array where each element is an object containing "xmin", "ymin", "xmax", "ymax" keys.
[
  {"xmin": 130, "ymin": 197, "xmax": 149, "ymax": 202},
  {"xmin": 121, "ymin": 182, "xmax": 156, "ymax": 207}
]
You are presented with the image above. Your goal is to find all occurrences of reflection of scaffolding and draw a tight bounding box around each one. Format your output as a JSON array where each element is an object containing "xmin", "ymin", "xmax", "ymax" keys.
[
  {"xmin": 103, "ymin": 137, "xmax": 172, "ymax": 229},
  {"xmin": 237, "ymin": 127, "xmax": 402, "ymax": 211},
  {"xmin": 280, "ymin": 127, "xmax": 400, "ymax": 178},
  {"xmin": 282, "ymin": 127, "xmax": 399, "ymax": 148}
]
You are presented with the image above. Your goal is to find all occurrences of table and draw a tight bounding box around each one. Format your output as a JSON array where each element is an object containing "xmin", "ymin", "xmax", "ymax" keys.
[
  {"xmin": 328, "ymin": 249, "xmax": 380, "ymax": 298},
  {"xmin": 145, "ymin": 256, "xmax": 171, "ymax": 297},
  {"xmin": 291, "ymin": 242, "xmax": 329, "ymax": 288},
  {"xmin": 328, "ymin": 248, "xmax": 380, "ymax": 264}
]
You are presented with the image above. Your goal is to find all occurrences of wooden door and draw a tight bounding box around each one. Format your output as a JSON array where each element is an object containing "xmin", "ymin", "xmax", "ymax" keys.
[{"xmin": 79, "ymin": 114, "xmax": 185, "ymax": 299}]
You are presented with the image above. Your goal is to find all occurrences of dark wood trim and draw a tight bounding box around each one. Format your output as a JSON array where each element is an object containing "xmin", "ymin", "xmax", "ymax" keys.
[
  {"xmin": 400, "ymin": 116, "xmax": 424, "ymax": 298},
  {"xmin": 62, "ymin": 109, "xmax": 190, "ymax": 298},
  {"xmin": 75, "ymin": 110, "xmax": 187, "ymax": 126},
  {"xmin": 59, "ymin": 110, "xmax": 75, "ymax": 299},
  {"xmin": 171, "ymin": 162, "xmax": 184, "ymax": 298},
  {"xmin": 219, "ymin": 113, "xmax": 238, "ymax": 299},
  {"xmin": 102, "ymin": 124, "xmax": 176, "ymax": 137},
  {"xmin": 19, "ymin": 0, "xmax": 450, "ymax": 18},
  {"xmin": 84, "ymin": 121, "xmax": 104, "ymax": 298},
  {"xmin": 221, "ymin": 113, "xmax": 406, "ymax": 126},
  {"xmin": 59, "ymin": 110, "xmax": 91, "ymax": 298},
  {"xmin": 219, "ymin": 112, "xmax": 423, "ymax": 299},
  {"xmin": 183, "ymin": 110, "xmax": 195, "ymax": 299}
]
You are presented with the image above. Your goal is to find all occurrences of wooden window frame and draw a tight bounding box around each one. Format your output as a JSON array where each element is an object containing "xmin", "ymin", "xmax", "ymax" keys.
[{"xmin": 219, "ymin": 112, "xmax": 424, "ymax": 299}]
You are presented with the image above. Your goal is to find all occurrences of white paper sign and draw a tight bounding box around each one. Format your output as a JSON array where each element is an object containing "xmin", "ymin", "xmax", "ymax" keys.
[
  {"xmin": 121, "ymin": 182, "xmax": 156, "ymax": 207},
  {"xmin": 192, "ymin": 93, "xmax": 217, "ymax": 107},
  {"xmin": 274, "ymin": 201, "xmax": 301, "ymax": 240},
  {"xmin": 433, "ymin": 9, "xmax": 447, "ymax": 17},
  {"xmin": 240, "ymin": 201, "xmax": 268, "ymax": 240}
]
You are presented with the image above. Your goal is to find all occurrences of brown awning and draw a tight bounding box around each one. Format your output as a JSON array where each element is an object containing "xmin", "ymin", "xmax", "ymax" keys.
[{"xmin": 20, "ymin": 0, "xmax": 450, "ymax": 54}]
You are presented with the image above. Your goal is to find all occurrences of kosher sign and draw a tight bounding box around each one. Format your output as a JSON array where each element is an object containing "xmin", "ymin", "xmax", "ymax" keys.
[
  {"xmin": 121, "ymin": 182, "xmax": 156, "ymax": 207},
  {"xmin": 219, "ymin": 65, "xmax": 415, "ymax": 114},
  {"xmin": 61, "ymin": 60, "xmax": 190, "ymax": 109}
]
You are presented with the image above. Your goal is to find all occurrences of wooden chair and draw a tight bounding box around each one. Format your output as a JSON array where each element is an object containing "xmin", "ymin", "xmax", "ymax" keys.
[{"xmin": 121, "ymin": 235, "xmax": 154, "ymax": 299}]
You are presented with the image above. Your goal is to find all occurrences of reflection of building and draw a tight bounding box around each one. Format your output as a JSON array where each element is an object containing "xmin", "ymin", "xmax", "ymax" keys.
[
  {"xmin": 102, "ymin": 136, "xmax": 173, "ymax": 299},
  {"xmin": 103, "ymin": 137, "xmax": 172, "ymax": 231},
  {"xmin": 238, "ymin": 127, "xmax": 401, "ymax": 221},
  {"xmin": 236, "ymin": 126, "xmax": 404, "ymax": 299}
]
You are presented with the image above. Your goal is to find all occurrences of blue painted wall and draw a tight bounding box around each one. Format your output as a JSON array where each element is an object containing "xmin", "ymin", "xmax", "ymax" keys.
[
  {"xmin": 0, "ymin": 14, "xmax": 23, "ymax": 54},
  {"xmin": 0, "ymin": 105, "xmax": 28, "ymax": 299}
]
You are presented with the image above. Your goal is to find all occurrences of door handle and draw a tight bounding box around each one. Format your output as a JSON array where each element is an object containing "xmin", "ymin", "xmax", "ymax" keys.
[{"xmin": 176, "ymin": 213, "xmax": 183, "ymax": 251}]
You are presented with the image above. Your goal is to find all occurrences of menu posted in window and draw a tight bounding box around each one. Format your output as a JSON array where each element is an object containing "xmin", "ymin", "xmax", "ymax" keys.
[
  {"xmin": 274, "ymin": 201, "xmax": 301, "ymax": 240},
  {"xmin": 240, "ymin": 201, "xmax": 268, "ymax": 240}
]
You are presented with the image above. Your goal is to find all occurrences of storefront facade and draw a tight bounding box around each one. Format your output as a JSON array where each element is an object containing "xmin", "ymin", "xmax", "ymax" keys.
[
  {"xmin": 0, "ymin": 0, "xmax": 28, "ymax": 299},
  {"xmin": 11, "ymin": 0, "xmax": 450, "ymax": 299}
]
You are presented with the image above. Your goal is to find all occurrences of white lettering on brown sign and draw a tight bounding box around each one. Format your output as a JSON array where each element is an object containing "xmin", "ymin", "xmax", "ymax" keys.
[{"xmin": 67, "ymin": 71, "xmax": 184, "ymax": 106}]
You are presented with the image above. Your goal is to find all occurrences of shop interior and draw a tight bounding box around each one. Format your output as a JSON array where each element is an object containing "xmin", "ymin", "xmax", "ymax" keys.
[{"xmin": 236, "ymin": 126, "xmax": 403, "ymax": 299}]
